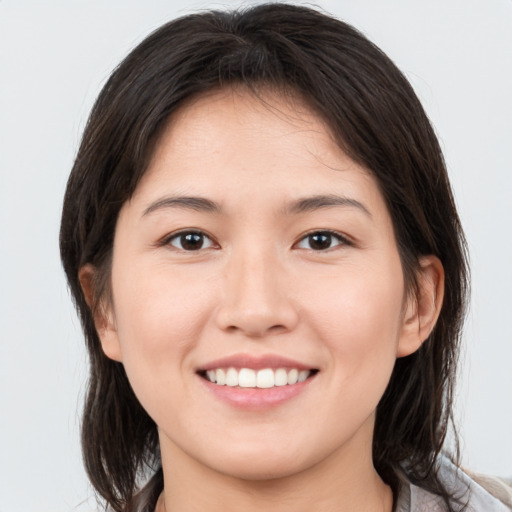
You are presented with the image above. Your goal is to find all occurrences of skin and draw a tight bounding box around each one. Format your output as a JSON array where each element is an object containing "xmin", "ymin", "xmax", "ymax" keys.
[{"xmin": 81, "ymin": 88, "xmax": 444, "ymax": 512}]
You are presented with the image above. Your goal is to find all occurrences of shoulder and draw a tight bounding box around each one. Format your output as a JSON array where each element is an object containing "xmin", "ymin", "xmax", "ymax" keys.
[
  {"xmin": 464, "ymin": 470, "xmax": 512, "ymax": 510},
  {"xmin": 397, "ymin": 454, "xmax": 512, "ymax": 512}
]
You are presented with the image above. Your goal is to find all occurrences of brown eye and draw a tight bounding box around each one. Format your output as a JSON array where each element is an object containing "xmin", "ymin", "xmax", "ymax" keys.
[
  {"xmin": 168, "ymin": 231, "xmax": 214, "ymax": 251},
  {"xmin": 296, "ymin": 231, "xmax": 346, "ymax": 251}
]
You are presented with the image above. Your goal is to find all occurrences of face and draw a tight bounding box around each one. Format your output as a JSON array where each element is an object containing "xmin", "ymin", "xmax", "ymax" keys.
[{"xmin": 95, "ymin": 89, "xmax": 428, "ymax": 481}]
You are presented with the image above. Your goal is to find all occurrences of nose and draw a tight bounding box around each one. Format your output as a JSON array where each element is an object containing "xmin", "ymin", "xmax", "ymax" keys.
[{"xmin": 214, "ymin": 248, "xmax": 299, "ymax": 338}]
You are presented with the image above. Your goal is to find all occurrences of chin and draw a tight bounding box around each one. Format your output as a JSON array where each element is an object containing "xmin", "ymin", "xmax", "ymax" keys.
[
  {"xmin": 200, "ymin": 441, "xmax": 319, "ymax": 482},
  {"xmin": 215, "ymin": 458, "xmax": 306, "ymax": 482}
]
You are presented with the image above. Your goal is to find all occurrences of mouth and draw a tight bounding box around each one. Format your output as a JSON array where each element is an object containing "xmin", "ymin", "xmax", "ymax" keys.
[
  {"xmin": 196, "ymin": 354, "xmax": 319, "ymax": 409},
  {"xmin": 197, "ymin": 367, "xmax": 319, "ymax": 389}
]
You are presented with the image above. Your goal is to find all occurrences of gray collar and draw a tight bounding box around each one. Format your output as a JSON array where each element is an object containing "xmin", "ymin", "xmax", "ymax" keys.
[{"xmin": 395, "ymin": 455, "xmax": 511, "ymax": 511}]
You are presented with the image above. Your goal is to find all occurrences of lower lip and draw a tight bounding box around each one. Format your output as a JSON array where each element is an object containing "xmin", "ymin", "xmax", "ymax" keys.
[{"xmin": 199, "ymin": 375, "xmax": 316, "ymax": 410}]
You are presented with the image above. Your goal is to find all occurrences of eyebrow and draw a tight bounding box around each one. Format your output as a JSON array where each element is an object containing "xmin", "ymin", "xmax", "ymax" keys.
[
  {"xmin": 142, "ymin": 193, "xmax": 371, "ymax": 218},
  {"xmin": 285, "ymin": 194, "xmax": 372, "ymax": 217},
  {"xmin": 142, "ymin": 196, "xmax": 221, "ymax": 216}
]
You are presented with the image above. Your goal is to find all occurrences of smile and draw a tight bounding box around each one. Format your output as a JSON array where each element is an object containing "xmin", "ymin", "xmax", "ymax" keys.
[{"xmin": 201, "ymin": 367, "xmax": 315, "ymax": 388}]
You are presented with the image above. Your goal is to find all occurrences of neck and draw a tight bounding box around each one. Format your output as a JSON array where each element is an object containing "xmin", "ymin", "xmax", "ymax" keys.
[{"xmin": 156, "ymin": 422, "xmax": 393, "ymax": 512}]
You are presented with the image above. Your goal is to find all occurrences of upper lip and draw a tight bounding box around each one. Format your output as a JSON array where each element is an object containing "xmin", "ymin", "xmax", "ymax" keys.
[{"xmin": 198, "ymin": 354, "xmax": 317, "ymax": 372}]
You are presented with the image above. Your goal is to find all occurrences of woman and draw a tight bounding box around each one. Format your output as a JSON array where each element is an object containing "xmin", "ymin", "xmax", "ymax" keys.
[{"xmin": 59, "ymin": 4, "xmax": 511, "ymax": 511}]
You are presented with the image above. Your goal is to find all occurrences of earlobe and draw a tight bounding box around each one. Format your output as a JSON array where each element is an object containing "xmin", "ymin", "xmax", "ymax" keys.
[
  {"xmin": 397, "ymin": 255, "xmax": 445, "ymax": 358},
  {"xmin": 78, "ymin": 264, "xmax": 123, "ymax": 362}
]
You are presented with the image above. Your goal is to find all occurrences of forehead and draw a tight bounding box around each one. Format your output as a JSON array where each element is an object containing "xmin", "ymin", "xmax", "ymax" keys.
[
  {"xmin": 130, "ymin": 87, "xmax": 388, "ymax": 221},
  {"xmin": 151, "ymin": 88, "xmax": 342, "ymax": 171}
]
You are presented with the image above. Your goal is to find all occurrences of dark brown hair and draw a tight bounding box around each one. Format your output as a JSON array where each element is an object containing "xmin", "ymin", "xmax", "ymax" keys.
[{"xmin": 60, "ymin": 4, "xmax": 468, "ymax": 511}]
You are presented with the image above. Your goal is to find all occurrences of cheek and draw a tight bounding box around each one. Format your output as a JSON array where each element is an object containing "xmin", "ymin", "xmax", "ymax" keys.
[
  {"xmin": 109, "ymin": 259, "xmax": 216, "ymax": 383},
  {"xmin": 303, "ymin": 260, "xmax": 404, "ymax": 392},
  {"xmin": 108, "ymin": 260, "xmax": 222, "ymax": 427},
  {"xmin": 115, "ymin": 257, "xmax": 208, "ymax": 329}
]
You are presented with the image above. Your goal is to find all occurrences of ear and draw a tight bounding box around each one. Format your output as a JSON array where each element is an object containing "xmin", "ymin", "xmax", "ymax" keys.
[
  {"xmin": 397, "ymin": 255, "xmax": 445, "ymax": 358},
  {"xmin": 78, "ymin": 264, "xmax": 123, "ymax": 362}
]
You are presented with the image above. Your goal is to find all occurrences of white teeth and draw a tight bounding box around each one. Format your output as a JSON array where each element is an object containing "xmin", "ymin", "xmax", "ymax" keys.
[
  {"xmin": 287, "ymin": 368, "xmax": 299, "ymax": 385},
  {"xmin": 297, "ymin": 370, "xmax": 309, "ymax": 383},
  {"xmin": 204, "ymin": 367, "xmax": 313, "ymax": 388},
  {"xmin": 225, "ymin": 367, "xmax": 239, "ymax": 387},
  {"xmin": 239, "ymin": 368, "xmax": 256, "ymax": 387},
  {"xmin": 274, "ymin": 368, "xmax": 288, "ymax": 386},
  {"xmin": 256, "ymin": 368, "xmax": 274, "ymax": 388},
  {"xmin": 215, "ymin": 368, "xmax": 226, "ymax": 385}
]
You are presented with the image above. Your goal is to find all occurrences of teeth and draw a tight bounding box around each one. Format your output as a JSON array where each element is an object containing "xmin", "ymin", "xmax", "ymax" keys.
[
  {"xmin": 287, "ymin": 369, "xmax": 298, "ymax": 385},
  {"xmin": 274, "ymin": 368, "xmax": 288, "ymax": 386},
  {"xmin": 256, "ymin": 368, "xmax": 274, "ymax": 388},
  {"xmin": 239, "ymin": 368, "xmax": 256, "ymax": 387},
  {"xmin": 204, "ymin": 367, "xmax": 313, "ymax": 388},
  {"xmin": 225, "ymin": 367, "xmax": 239, "ymax": 387},
  {"xmin": 297, "ymin": 370, "xmax": 309, "ymax": 383},
  {"xmin": 216, "ymin": 368, "xmax": 226, "ymax": 385}
]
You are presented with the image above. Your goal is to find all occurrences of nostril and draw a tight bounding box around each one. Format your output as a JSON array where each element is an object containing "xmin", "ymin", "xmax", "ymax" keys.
[
  {"xmin": 214, "ymin": 282, "xmax": 299, "ymax": 336},
  {"xmin": 220, "ymin": 320, "xmax": 292, "ymax": 338}
]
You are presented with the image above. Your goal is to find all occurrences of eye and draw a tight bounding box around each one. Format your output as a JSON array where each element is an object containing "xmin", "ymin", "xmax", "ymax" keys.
[
  {"xmin": 166, "ymin": 231, "xmax": 216, "ymax": 251},
  {"xmin": 295, "ymin": 231, "xmax": 348, "ymax": 251}
]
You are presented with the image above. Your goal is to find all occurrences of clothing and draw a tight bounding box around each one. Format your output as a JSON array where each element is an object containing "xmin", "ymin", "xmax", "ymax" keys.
[
  {"xmin": 396, "ymin": 455, "xmax": 512, "ymax": 511},
  {"xmin": 123, "ymin": 456, "xmax": 512, "ymax": 511}
]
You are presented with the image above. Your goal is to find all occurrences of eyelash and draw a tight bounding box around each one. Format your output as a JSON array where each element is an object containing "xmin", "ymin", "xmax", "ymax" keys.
[
  {"xmin": 162, "ymin": 230, "xmax": 218, "ymax": 251},
  {"xmin": 294, "ymin": 230, "xmax": 351, "ymax": 251},
  {"xmin": 161, "ymin": 229, "xmax": 351, "ymax": 253}
]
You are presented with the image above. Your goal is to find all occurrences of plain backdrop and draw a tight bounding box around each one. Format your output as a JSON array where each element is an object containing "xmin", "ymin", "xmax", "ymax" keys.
[{"xmin": 0, "ymin": 1, "xmax": 511, "ymax": 510}]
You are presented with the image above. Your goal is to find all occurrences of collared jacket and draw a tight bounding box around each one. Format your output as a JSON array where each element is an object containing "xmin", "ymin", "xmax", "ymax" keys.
[{"xmin": 396, "ymin": 456, "xmax": 512, "ymax": 511}]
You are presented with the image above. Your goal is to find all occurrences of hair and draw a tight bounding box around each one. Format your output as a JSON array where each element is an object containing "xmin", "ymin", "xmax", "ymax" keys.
[{"xmin": 60, "ymin": 3, "xmax": 469, "ymax": 512}]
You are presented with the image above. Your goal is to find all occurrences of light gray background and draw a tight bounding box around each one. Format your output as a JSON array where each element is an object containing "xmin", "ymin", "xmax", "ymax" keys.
[{"xmin": 1, "ymin": 1, "xmax": 511, "ymax": 510}]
